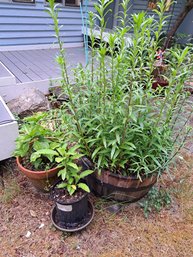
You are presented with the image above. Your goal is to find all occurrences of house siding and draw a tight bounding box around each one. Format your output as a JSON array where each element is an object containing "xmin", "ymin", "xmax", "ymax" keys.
[
  {"xmin": 0, "ymin": 0, "xmax": 96, "ymax": 47},
  {"xmin": 116, "ymin": 0, "xmax": 186, "ymax": 33},
  {"xmin": 0, "ymin": 0, "xmax": 189, "ymax": 47},
  {"xmin": 178, "ymin": 8, "xmax": 193, "ymax": 42}
]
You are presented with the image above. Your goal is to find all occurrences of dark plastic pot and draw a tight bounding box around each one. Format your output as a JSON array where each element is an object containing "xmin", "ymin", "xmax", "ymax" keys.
[
  {"xmin": 52, "ymin": 182, "xmax": 89, "ymax": 226},
  {"xmin": 51, "ymin": 200, "xmax": 94, "ymax": 232},
  {"xmin": 87, "ymin": 170, "xmax": 158, "ymax": 202},
  {"xmin": 152, "ymin": 78, "xmax": 169, "ymax": 90},
  {"xmin": 16, "ymin": 156, "xmax": 60, "ymax": 192}
]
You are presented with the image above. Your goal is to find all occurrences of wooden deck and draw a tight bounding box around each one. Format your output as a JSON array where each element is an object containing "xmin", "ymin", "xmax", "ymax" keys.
[
  {"xmin": 0, "ymin": 47, "xmax": 86, "ymax": 101},
  {"xmin": 0, "ymin": 47, "xmax": 85, "ymax": 83}
]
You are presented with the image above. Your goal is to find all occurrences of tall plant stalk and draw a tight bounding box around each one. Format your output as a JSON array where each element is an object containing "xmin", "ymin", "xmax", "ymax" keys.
[{"xmin": 47, "ymin": 0, "xmax": 193, "ymax": 177}]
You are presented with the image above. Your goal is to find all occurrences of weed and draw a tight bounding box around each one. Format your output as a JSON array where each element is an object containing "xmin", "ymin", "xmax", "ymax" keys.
[
  {"xmin": 0, "ymin": 179, "xmax": 21, "ymax": 204},
  {"xmin": 140, "ymin": 186, "xmax": 171, "ymax": 218}
]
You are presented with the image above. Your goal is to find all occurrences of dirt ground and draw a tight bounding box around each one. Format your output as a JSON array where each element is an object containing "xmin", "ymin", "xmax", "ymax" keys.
[
  {"xmin": 0, "ymin": 148, "xmax": 193, "ymax": 257},
  {"xmin": 1, "ymin": 95, "xmax": 193, "ymax": 257}
]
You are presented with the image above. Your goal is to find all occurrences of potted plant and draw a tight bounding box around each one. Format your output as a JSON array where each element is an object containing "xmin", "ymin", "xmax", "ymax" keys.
[
  {"xmin": 14, "ymin": 112, "xmax": 66, "ymax": 192},
  {"xmin": 152, "ymin": 48, "xmax": 169, "ymax": 89},
  {"xmin": 47, "ymin": 0, "xmax": 193, "ymax": 201},
  {"xmin": 51, "ymin": 144, "xmax": 94, "ymax": 231},
  {"xmin": 14, "ymin": 108, "xmax": 94, "ymax": 229}
]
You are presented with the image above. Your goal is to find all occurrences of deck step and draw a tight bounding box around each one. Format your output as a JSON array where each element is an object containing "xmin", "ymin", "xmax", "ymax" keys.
[
  {"xmin": 0, "ymin": 96, "xmax": 18, "ymax": 161},
  {"xmin": 0, "ymin": 61, "xmax": 16, "ymax": 87}
]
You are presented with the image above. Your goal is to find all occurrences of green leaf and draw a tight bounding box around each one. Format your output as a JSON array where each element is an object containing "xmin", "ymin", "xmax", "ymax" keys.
[
  {"xmin": 109, "ymin": 126, "xmax": 121, "ymax": 133},
  {"xmin": 58, "ymin": 168, "xmax": 66, "ymax": 180},
  {"xmin": 111, "ymin": 144, "xmax": 117, "ymax": 160},
  {"xmin": 91, "ymin": 147, "xmax": 102, "ymax": 159},
  {"xmin": 68, "ymin": 144, "xmax": 80, "ymax": 154},
  {"xmin": 33, "ymin": 141, "xmax": 49, "ymax": 151},
  {"xmin": 67, "ymin": 162, "xmax": 79, "ymax": 171},
  {"xmin": 102, "ymin": 137, "xmax": 107, "ymax": 148},
  {"xmin": 71, "ymin": 184, "xmax": 77, "ymax": 190},
  {"xmin": 68, "ymin": 177, "xmax": 74, "ymax": 184},
  {"xmin": 36, "ymin": 149, "xmax": 59, "ymax": 156},
  {"xmin": 55, "ymin": 157, "xmax": 64, "ymax": 163},
  {"xmin": 57, "ymin": 182, "xmax": 67, "ymax": 189},
  {"xmin": 78, "ymin": 183, "xmax": 90, "ymax": 193},
  {"xmin": 79, "ymin": 170, "xmax": 94, "ymax": 179},
  {"xmin": 57, "ymin": 144, "xmax": 68, "ymax": 156},
  {"xmin": 97, "ymin": 155, "xmax": 103, "ymax": 168},
  {"xmin": 67, "ymin": 184, "xmax": 75, "ymax": 195},
  {"xmin": 30, "ymin": 152, "xmax": 41, "ymax": 163},
  {"xmin": 115, "ymin": 132, "xmax": 120, "ymax": 144}
]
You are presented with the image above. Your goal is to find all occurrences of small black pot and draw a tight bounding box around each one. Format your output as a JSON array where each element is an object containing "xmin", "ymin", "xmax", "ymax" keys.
[{"xmin": 52, "ymin": 182, "xmax": 89, "ymax": 226}]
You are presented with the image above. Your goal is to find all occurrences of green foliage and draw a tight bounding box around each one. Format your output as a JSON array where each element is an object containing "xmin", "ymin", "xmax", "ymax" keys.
[
  {"xmin": 47, "ymin": 0, "xmax": 193, "ymax": 179},
  {"xmin": 140, "ymin": 187, "xmax": 171, "ymax": 218},
  {"xmin": 55, "ymin": 144, "xmax": 93, "ymax": 195},
  {"xmin": 14, "ymin": 111, "xmax": 93, "ymax": 195},
  {"xmin": 14, "ymin": 112, "xmax": 64, "ymax": 170}
]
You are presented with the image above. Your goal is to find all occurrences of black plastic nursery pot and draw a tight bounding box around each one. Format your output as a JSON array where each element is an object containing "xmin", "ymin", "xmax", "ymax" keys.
[
  {"xmin": 51, "ymin": 181, "xmax": 94, "ymax": 232},
  {"xmin": 55, "ymin": 191, "xmax": 88, "ymax": 225},
  {"xmin": 152, "ymin": 78, "xmax": 169, "ymax": 90}
]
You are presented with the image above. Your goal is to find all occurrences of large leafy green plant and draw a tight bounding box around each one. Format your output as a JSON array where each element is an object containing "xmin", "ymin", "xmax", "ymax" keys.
[
  {"xmin": 47, "ymin": 0, "xmax": 193, "ymax": 179},
  {"xmin": 14, "ymin": 111, "xmax": 93, "ymax": 195},
  {"xmin": 14, "ymin": 112, "xmax": 63, "ymax": 170}
]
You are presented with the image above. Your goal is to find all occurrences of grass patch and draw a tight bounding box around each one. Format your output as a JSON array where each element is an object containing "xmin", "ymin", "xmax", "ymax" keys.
[
  {"xmin": 139, "ymin": 186, "xmax": 172, "ymax": 218},
  {"xmin": 0, "ymin": 179, "xmax": 21, "ymax": 204}
]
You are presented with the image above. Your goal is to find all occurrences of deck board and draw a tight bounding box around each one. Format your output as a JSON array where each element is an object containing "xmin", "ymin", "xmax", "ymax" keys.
[
  {"xmin": 0, "ymin": 47, "xmax": 85, "ymax": 84},
  {"xmin": 27, "ymin": 49, "xmax": 60, "ymax": 76},
  {"xmin": 0, "ymin": 52, "xmax": 31, "ymax": 83},
  {"xmin": 15, "ymin": 50, "xmax": 52, "ymax": 80},
  {"xmin": 0, "ymin": 61, "xmax": 12, "ymax": 77},
  {"xmin": 6, "ymin": 51, "xmax": 43, "ymax": 81}
]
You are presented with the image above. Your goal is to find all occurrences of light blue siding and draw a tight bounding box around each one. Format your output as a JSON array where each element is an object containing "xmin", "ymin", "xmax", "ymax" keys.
[
  {"xmin": 0, "ymin": 0, "xmax": 189, "ymax": 47},
  {"xmin": 109, "ymin": 0, "xmax": 187, "ymax": 34},
  {"xmin": 0, "ymin": 0, "xmax": 96, "ymax": 46},
  {"xmin": 178, "ymin": 9, "xmax": 193, "ymax": 42},
  {"xmin": 132, "ymin": 0, "xmax": 186, "ymax": 33}
]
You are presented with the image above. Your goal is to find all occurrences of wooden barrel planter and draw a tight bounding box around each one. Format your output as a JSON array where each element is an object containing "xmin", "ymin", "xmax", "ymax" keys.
[{"xmin": 87, "ymin": 170, "xmax": 158, "ymax": 202}]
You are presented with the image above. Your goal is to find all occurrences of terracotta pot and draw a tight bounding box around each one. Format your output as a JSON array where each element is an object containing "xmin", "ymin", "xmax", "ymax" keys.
[
  {"xmin": 87, "ymin": 170, "xmax": 158, "ymax": 202},
  {"xmin": 16, "ymin": 157, "xmax": 60, "ymax": 192}
]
